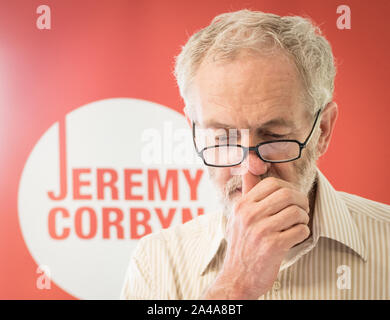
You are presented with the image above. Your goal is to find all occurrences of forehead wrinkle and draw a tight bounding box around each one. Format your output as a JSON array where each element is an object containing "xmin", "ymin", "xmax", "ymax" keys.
[
  {"xmin": 199, "ymin": 75, "xmax": 300, "ymax": 122},
  {"xmin": 202, "ymin": 96, "xmax": 298, "ymax": 128},
  {"xmin": 202, "ymin": 108, "xmax": 298, "ymax": 132},
  {"xmin": 199, "ymin": 52, "xmax": 301, "ymax": 102}
]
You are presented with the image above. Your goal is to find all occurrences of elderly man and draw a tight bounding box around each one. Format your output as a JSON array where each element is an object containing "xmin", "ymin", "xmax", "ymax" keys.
[{"xmin": 121, "ymin": 9, "xmax": 390, "ymax": 300}]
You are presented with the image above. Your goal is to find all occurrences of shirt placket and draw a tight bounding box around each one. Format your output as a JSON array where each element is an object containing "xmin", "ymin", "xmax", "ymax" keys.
[
  {"xmin": 273, "ymin": 268, "xmax": 291, "ymax": 300},
  {"xmin": 258, "ymin": 268, "xmax": 291, "ymax": 300}
]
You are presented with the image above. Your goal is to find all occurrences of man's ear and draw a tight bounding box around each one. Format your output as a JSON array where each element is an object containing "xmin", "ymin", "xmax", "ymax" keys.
[{"xmin": 317, "ymin": 101, "xmax": 338, "ymax": 156}]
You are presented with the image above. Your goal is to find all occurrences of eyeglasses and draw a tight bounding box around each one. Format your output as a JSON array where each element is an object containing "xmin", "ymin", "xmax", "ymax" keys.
[{"xmin": 192, "ymin": 108, "xmax": 322, "ymax": 167}]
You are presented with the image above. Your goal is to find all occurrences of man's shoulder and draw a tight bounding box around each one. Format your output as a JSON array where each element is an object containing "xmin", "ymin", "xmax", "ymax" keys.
[{"xmin": 338, "ymin": 191, "xmax": 390, "ymax": 224}]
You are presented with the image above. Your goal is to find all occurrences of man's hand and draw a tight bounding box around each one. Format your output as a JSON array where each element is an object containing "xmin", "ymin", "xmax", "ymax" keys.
[{"xmin": 202, "ymin": 174, "xmax": 310, "ymax": 300}]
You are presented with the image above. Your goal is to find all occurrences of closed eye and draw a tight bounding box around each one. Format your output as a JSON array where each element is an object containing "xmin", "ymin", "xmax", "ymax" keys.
[{"xmin": 265, "ymin": 133, "xmax": 287, "ymax": 139}]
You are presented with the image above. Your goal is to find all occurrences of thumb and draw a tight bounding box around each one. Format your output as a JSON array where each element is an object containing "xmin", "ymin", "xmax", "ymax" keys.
[{"xmin": 242, "ymin": 172, "xmax": 261, "ymax": 195}]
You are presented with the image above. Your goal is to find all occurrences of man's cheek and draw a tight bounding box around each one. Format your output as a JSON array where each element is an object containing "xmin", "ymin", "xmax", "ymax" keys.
[
  {"xmin": 206, "ymin": 166, "xmax": 216, "ymax": 180},
  {"xmin": 269, "ymin": 164, "xmax": 292, "ymax": 181},
  {"xmin": 206, "ymin": 167, "xmax": 221, "ymax": 191},
  {"xmin": 208, "ymin": 167, "xmax": 227, "ymax": 183}
]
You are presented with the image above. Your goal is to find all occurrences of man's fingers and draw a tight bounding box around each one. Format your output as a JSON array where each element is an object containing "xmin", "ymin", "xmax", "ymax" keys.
[
  {"xmin": 254, "ymin": 187, "xmax": 310, "ymax": 217},
  {"xmin": 242, "ymin": 172, "xmax": 261, "ymax": 195},
  {"xmin": 244, "ymin": 176, "xmax": 301, "ymax": 203},
  {"xmin": 279, "ymin": 223, "xmax": 310, "ymax": 249},
  {"xmin": 265, "ymin": 205, "xmax": 309, "ymax": 232}
]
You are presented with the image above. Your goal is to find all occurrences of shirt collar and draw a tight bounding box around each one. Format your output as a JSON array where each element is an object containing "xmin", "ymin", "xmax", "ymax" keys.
[
  {"xmin": 313, "ymin": 168, "xmax": 367, "ymax": 261},
  {"xmin": 200, "ymin": 168, "xmax": 367, "ymax": 276}
]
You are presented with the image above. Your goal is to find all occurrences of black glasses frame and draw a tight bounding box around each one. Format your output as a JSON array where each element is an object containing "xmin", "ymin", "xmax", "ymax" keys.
[{"xmin": 192, "ymin": 108, "xmax": 323, "ymax": 167}]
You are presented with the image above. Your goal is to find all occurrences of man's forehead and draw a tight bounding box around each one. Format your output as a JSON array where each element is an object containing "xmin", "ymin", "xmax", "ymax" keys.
[
  {"xmin": 195, "ymin": 50, "xmax": 301, "ymax": 94},
  {"xmin": 190, "ymin": 51, "xmax": 307, "ymax": 129}
]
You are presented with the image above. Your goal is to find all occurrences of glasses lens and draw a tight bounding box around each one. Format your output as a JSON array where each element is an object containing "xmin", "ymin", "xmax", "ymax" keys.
[
  {"xmin": 202, "ymin": 145, "xmax": 244, "ymax": 166},
  {"xmin": 258, "ymin": 141, "xmax": 300, "ymax": 162}
]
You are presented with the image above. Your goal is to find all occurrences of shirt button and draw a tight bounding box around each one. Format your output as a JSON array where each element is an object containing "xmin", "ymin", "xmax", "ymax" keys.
[{"xmin": 273, "ymin": 281, "xmax": 281, "ymax": 291}]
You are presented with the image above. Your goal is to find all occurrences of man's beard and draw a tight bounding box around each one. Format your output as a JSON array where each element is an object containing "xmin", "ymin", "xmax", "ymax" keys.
[{"xmin": 208, "ymin": 131, "xmax": 320, "ymax": 218}]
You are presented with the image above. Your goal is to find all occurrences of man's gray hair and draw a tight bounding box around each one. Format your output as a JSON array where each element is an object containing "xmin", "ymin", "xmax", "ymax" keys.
[{"xmin": 173, "ymin": 9, "xmax": 336, "ymax": 119}]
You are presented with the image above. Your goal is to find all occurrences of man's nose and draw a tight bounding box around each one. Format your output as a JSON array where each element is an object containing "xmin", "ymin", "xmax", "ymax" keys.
[{"xmin": 244, "ymin": 150, "xmax": 269, "ymax": 176}]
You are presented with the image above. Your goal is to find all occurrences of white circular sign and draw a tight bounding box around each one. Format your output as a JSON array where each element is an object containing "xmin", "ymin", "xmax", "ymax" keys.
[{"xmin": 18, "ymin": 98, "xmax": 220, "ymax": 299}]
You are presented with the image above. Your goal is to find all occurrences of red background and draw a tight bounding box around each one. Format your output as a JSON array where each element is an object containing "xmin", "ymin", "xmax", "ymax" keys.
[{"xmin": 0, "ymin": 0, "xmax": 389, "ymax": 299}]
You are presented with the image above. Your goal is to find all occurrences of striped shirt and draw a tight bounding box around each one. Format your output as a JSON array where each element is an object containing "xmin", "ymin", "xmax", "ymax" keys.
[{"xmin": 120, "ymin": 168, "xmax": 390, "ymax": 299}]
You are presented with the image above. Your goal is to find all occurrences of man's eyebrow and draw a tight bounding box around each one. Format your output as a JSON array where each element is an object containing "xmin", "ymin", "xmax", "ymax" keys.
[
  {"xmin": 202, "ymin": 118, "xmax": 295, "ymax": 129},
  {"xmin": 259, "ymin": 118, "xmax": 295, "ymax": 129}
]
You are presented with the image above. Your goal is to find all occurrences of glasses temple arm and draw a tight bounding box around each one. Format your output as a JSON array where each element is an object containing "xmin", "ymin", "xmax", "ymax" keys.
[{"xmin": 302, "ymin": 108, "xmax": 322, "ymax": 147}]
